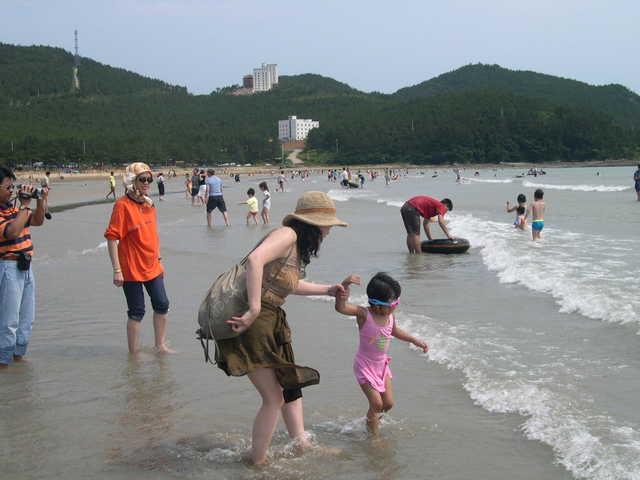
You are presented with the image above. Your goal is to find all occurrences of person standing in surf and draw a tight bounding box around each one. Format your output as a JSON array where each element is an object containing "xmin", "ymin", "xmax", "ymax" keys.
[
  {"xmin": 104, "ymin": 162, "xmax": 173, "ymax": 355},
  {"xmin": 400, "ymin": 195, "xmax": 454, "ymax": 253},
  {"xmin": 529, "ymin": 189, "xmax": 545, "ymax": 240},
  {"xmin": 506, "ymin": 194, "xmax": 527, "ymax": 226},
  {"xmin": 634, "ymin": 164, "xmax": 640, "ymax": 201},
  {"xmin": 217, "ymin": 191, "xmax": 348, "ymax": 465},
  {"xmin": 335, "ymin": 272, "xmax": 428, "ymax": 435}
]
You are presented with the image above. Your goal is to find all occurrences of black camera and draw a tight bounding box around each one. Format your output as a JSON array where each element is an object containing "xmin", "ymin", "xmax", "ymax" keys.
[{"xmin": 16, "ymin": 184, "xmax": 44, "ymax": 200}]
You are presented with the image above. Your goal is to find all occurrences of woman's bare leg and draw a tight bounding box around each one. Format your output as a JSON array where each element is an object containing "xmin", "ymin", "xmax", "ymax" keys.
[{"xmin": 248, "ymin": 368, "xmax": 285, "ymax": 465}]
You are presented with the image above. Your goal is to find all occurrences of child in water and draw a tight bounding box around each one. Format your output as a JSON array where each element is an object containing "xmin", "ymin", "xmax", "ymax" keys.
[
  {"xmin": 506, "ymin": 193, "xmax": 527, "ymax": 226},
  {"xmin": 258, "ymin": 181, "xmax": 271, "ymax": 224},
  {"xmin": 335, "ymin": 272, "xmax": 429, "ymax": 435},
  {"xmin": 529, "ymin": 189, "xmax": 545, "ymax": 240},
  {"xmin": 515, "ymin": 206, "xmax": 527, "ymax": 230},
  {"xmin": 238, "ymin": 188, "xmax": 259, "ymax": 225}
]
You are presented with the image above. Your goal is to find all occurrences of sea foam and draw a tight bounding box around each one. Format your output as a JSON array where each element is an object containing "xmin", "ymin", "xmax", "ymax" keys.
[
  {"xmin": 448, "ymin": 214, "xmax": 639, "ymax": 327},
  {"xmin": 522, "ymin": 180, "xmax": 631, "ymax": 192}
]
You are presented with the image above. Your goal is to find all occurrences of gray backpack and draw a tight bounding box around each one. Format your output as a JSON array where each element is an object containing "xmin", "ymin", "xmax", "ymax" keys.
[{"xmin": 196, "ymin": 234, "xmax": 292, "ymax": 361}]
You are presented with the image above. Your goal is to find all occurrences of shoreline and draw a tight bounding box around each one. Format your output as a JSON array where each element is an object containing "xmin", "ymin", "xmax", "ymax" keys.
[{"xmin": 10, "ymin": 159, "xmax": 637, "ymax": 182}]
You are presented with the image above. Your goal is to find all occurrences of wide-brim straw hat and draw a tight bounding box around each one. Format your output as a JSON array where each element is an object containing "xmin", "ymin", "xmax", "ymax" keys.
[{"xmin": 282, "ymin": 191, "xmax": 348, "ymax": 227}]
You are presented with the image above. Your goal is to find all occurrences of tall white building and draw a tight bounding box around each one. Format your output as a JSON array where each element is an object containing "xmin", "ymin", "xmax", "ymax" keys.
[
  {"xmin": 278, "ymin": 116, "xmax": 320, "ymax": 141},
  {"xmin": 253, "ymin": 63, "xmax": 279, "ymax": 92}
]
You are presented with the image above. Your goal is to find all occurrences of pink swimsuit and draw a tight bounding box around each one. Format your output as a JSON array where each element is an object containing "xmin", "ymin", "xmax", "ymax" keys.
[{"xmin": 353, "ymin": 309, "xmax": 394, "ymax": 392}]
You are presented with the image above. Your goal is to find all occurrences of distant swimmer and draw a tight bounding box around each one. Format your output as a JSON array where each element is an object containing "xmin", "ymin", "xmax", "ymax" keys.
[
  {"xmin": 528, "ymin": 189, "xmax": 545, "ymax": 240},
  {"xmin": 634, "ymin": 164, "xmax": 640, "ymax": 201},
  {"xmin": 400, "ymin": 195, "xmax": 454, "ymax": 254},
  {"xmin": 506, "ymin": 193, "xmax": 527, "ymax": 227}
]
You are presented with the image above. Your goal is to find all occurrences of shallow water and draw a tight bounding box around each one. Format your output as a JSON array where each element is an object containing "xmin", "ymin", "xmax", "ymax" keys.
[{"xmin": 1, "ymin": 166, "xmax": 638, "ymax": 479}]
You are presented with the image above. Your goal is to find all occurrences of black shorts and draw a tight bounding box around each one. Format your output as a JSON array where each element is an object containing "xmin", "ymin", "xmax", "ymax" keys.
[
  {"xmin": 191, "ymin": 187, "xmax": 199, "ymax": 197},
  {"xmin": 401, "ymin": 202, "xmax": 421, "ymax": 235},
  {"xmin": 206, "ymin": 195, "xmax": 227, "ymax": 213}
]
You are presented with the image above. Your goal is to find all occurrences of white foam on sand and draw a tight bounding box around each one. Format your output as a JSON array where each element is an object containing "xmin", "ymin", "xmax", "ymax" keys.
[
  {"xmin": 522, "ymin": 180, "xmax": 631, "ymax": 192},
  {"xmin": 448, "ymin": 213, "xmax": 640, "ymax": 327}
]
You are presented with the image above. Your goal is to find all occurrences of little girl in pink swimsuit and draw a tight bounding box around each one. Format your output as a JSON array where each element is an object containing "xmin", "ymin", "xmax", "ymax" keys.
[{"xmin": 335, "ymin": 272, "xmax": 429, "ymax": 435}]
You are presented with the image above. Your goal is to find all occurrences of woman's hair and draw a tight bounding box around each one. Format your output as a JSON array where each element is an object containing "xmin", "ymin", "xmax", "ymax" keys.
[
  {"xmin": 259, "ymin": 181, "xmax": 268, "ymax": 191},
  {"xmin": 286, "ymin": 219, "xmax": 322, "ymax": 267},
  {"xmin": 517, "ymin": 193, "xmax": 526, "ymax": 203},
  {"xmin": 367, "ymin": 272, "xmax": 401, "ymax": 303}
]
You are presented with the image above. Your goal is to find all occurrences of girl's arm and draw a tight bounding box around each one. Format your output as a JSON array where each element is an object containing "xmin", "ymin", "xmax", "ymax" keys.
[{"xmin": 392, "ymin": 324, "xmax": 429, "ymax": 353}]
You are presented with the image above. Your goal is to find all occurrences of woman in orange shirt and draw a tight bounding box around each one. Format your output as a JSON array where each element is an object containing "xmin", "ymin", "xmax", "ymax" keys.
[{"xmin": 105, "ymin": 162, "xmax": 173, "ymax": 354}]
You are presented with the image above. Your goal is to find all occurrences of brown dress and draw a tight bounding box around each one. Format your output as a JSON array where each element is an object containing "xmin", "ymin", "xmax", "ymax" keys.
[{"xmin": 215, "ymin": 248, "xmax": 320, "ymax": 392}]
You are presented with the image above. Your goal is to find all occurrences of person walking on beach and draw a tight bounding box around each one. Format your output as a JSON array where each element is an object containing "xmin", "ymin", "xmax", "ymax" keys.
[
  {"xmin": 104, "ymin": 162, "xmax": 173, "ymax": 355},
  {"xmin": 217, "ymin": 191, "xmax": 348, "ymax": 465},
  {"xmin": 190, "ymin": 169, "xmax": 200, "ymax": 206},
  {"xmin": 276, "ymin": 170, "xmax": 287, "ymax": 192},
  {"xmin": 634, "ymin": 165, "xmax": 640, "ymax": 201},
  {"xmin": 204, "ymin": 169, "xmax": 230, "ymax": 227},
  {"xmin": 259, "ymin": 181, "xmax": 271, "ymax": 224},
  {"xmin": 0, "ymin": 166, "xmax": 48, "ymax": 368},
  {"xmin": 400, "ymin": 195, "xmax": 454, "ymax": 253},
  {"xmin": 529, "ymin": 189, "xmax": 545, "ymax": 241},
  {"xmin": 184, "ymin": 173, "xmax": 191, "ymax": 200},
  {"xmin": 106, "ymin": 171, "xmax": 117, "ymax": 200},
  {"xmin": 335, "ymin": 272, "xmax": 428, "ymax": 435},
  {"xmin": 157, "ymin": 172, "xmax": 165, "ymax": 201}
]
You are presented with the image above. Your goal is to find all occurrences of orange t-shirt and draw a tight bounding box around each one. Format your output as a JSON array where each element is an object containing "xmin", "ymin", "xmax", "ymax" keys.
[{"xmin": 104, "ymin": 196, "xmax": 163, "ymax": 282}]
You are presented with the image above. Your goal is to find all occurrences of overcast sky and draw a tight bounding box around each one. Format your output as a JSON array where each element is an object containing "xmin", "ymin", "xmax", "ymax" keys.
[{"xmin": 2, "ymin": 0, "xmax": 638, "ymax": 95}]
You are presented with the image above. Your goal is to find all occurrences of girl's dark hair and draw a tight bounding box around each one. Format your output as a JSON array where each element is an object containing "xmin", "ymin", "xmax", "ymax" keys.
[
  {"xmin": 259, "ymin": 181, "xmax": 268, "ymax": 191},
  {"xmin": 367, "ymin": 272, "xmax": 401, "ymax": 303},
  {"xmin": 286, "ymin": 219, "xmax": 322, "ymax": 267},
  {"xmin": 247, "ymin": 188, "xmax": 255, "ymax": 195},
  {"xmin": 517, "ymin": 206, "xmax": 525, "ymax": 215},
  {"xmin": 517, "ymin": 193, "xmax": 526, "ymax": 203}
]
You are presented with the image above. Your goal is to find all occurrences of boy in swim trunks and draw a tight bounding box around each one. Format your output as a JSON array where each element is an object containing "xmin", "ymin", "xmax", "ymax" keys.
[{"xmin": 529, "ymin": 189, "xmax": 545, "ymax": 240}]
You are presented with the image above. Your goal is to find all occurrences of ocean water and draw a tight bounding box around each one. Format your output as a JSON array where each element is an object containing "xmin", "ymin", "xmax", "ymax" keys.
[{"xmin": 1, "ymin": 166, "xmax": 638, "ymax": 480}]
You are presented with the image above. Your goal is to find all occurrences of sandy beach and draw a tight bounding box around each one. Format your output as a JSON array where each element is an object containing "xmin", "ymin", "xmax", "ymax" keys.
[{"xmin": 2, "ymin": 165, "xmax": 639, "ymax": 479}]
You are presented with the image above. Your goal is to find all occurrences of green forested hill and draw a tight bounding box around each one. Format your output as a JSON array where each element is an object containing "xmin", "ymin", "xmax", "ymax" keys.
[
  {"xmin": 394, "ymin": 64, "xmax": 640, "ymax": 128},
  {"xmin": 0, "ymin": 44, "xmax": 638, "ymax": 166},
  {"xmin": 0, "ymin": 43, "xmax": 186, "ymax": 99}
]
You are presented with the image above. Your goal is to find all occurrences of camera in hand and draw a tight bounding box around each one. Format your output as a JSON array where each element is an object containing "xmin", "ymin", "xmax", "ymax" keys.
[{"xmin": 16, "ymin": 185, "xmax": 44, "ymax": 200}]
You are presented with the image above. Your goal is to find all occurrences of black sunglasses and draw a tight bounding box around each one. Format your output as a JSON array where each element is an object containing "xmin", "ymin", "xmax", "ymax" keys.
[{"xmin": 137, "ymin": 176, "xmax": 154, "ymax": 184}]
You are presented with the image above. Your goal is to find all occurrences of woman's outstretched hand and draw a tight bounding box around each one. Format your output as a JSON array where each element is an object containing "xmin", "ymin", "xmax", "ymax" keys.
[
  {"xmin": 327, "ymin": 283, "xmax": 346, "ymax": 298},
  {"xmin": 227, "ymin": 309, "xmax": 260, "ymax": 334}
]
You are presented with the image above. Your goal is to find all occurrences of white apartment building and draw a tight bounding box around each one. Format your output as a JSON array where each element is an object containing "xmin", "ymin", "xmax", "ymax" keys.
[
  {"xmin": 253, "ymin": 63, "xmax": 279, "ymax": 92},
  {"xmin": 278, "ymin": 116, "xmax": 320, "ymax": 141}
]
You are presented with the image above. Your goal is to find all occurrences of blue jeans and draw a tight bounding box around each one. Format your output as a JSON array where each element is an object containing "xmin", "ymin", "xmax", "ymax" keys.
[
  {"xmin": 122, "ymin": 274, "xmax": 169, "ymax": 321},
  {"xmin": 0, "ymin": 260, "xmax": 35, "ymax": 365}
]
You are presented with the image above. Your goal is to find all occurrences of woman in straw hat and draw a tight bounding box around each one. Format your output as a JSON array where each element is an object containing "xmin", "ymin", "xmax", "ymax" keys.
[
  {"xmin": 217, "ymin": 191, "xmax": 348, "ymax": 465},
  {"xmin": 104, "ymin": 162, "xmax": 174, "ymax": 354}
]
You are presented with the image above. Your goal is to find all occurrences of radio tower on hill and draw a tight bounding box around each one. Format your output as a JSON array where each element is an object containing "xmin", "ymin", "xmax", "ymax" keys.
[{"xmin": 71, "ymin": 29, "xmax": 80, "ymax": 92}]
